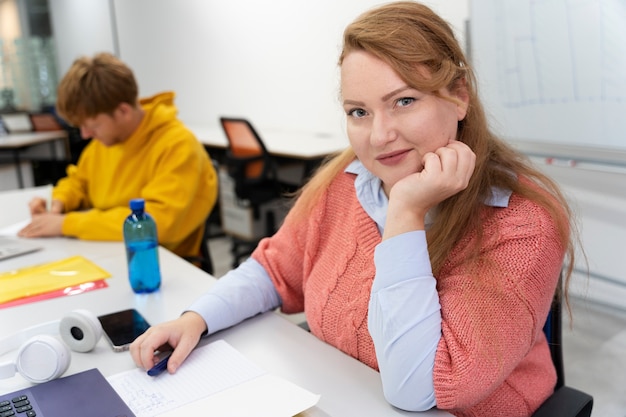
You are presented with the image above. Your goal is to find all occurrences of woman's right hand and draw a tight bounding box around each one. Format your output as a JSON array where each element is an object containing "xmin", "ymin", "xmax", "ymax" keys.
[{"xmin": 129, "ymin": 311, "xmax": 208, "ymax": 374}]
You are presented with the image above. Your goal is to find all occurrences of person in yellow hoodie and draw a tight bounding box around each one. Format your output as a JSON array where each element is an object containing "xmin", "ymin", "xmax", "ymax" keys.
[{"xmin": 19, "ymin": 52, "xmax": 218, "ymax": 260}]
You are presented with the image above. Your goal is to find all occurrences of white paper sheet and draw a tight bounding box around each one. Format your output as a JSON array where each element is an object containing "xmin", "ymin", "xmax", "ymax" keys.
[
  {"xmin": 0, "ymin": 219, "xmax": 29, "ymax": 236},
  {"xmin": 108, "ymin": 340, "xmax": 320, "ymax": 417}
]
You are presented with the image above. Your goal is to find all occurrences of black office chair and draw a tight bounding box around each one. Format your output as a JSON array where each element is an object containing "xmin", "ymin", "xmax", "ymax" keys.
[
  {"xmin": 182, "ymin": 215, "xmax": 214, "ymax": 275},
  {"xmin": 219, "ymin": 117, "xmax": 295, "ymax": 267},
  {"xmin": 532, "ymin": 279, "xmax": 593, "ymax": 417},
  {"xmin": 180, "ymin": 156, "xmax": 223, "ymax": 276}
]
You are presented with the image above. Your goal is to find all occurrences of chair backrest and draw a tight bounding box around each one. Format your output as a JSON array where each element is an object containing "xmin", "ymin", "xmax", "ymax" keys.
[
  {"xmin": 220, "ymin": 117, "xmax": 270, "ymax": 179},
  {"xmin": 198, "ymin": 216, "xmax": 214, "ymax": 275},
  {"xmin": 181, "ymin": 158, "xmax": 220, "ymax": 275},
  {"xmin": 534, "ymin": 275, "xmax": 593, "ymax": 417},
  {"xmin": 181, "ymin": 215, "xmax": 214, "ymax": 275},
  {"xmin": 543, "ymin": 288, "xmax": 565, "ymax": 389}
]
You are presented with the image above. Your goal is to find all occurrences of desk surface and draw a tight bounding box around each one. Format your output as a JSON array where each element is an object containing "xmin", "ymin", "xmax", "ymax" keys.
[
  {"xmin": 0, "ymin": 130, "xmax": 68, "ymax": 148},
  {"xmin": 0, "ymin": 188, "xmax": 450, "ymax": 416},
  {"xmin": 189, "ymin": 124, "xmax": 350, "ymax": 160}
]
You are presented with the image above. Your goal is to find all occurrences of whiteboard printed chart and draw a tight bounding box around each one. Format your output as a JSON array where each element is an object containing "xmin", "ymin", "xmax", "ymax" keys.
[{"xmin": 470, "ymin": 0, "xmax": 626, "ymax": 151}]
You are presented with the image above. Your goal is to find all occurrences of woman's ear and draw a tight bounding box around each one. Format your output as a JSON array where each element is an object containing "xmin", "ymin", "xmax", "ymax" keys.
[{"xmin": 453, "ymin": 77, "xmax": 470, "ymax": 121}]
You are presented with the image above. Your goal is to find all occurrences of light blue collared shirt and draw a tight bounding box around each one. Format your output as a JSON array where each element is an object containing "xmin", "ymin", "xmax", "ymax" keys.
[{"xmin": 189, "ymin": 160, "xmax": 511, "ymax": 411}]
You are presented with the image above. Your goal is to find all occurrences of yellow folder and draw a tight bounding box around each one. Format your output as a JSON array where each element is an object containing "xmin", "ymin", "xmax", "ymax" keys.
[{"xmin": 0, "ymin": 255, "xmax": 111, "ymax": 304}]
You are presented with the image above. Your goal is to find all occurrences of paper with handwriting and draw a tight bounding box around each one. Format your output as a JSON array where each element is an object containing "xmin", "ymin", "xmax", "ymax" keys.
[{"xmin": 108, "ymin": 339, "xmax": 320, "ymax": 417}]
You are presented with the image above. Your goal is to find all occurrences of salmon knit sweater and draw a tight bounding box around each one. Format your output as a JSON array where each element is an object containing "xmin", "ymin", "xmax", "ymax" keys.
[{"xmin": 253, "ymin": 171, "xmax": 564, "ymax": 416}]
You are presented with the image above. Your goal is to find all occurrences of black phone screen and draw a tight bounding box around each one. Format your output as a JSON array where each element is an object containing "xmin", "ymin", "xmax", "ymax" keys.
[{"xmin": 97, "ymin": 308, "xmax": 150, "ymax": 351}]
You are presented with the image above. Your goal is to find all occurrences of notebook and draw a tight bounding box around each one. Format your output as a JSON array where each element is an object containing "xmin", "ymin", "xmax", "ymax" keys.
[
  {"xmin": 0, "ymin": 237, "xmax": 42, "ymax": 261},
  {"xmin": 0, "ymin": 368, "xmax": 135, "ymax": 417}
]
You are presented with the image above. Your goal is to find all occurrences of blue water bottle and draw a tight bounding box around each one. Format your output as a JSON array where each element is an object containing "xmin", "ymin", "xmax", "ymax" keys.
[{"xmin": 123, "ymin": 198, "xmax": 161, "ymax": 293}]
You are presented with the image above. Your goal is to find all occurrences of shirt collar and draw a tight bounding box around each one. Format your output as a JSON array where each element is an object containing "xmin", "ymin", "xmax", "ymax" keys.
[{"xmin": 345, "ymin": 160, "xmax": 511, "ymax": 232}]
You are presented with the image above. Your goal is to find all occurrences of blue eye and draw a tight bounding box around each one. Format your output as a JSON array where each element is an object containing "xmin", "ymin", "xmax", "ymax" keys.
[
  {"xmin": 348, "ymin": 108, "xmax": 367, "ymax": 118},
  {"xmin": 397, "ymin": 97, "xmax": 415, "ymax": 107}
]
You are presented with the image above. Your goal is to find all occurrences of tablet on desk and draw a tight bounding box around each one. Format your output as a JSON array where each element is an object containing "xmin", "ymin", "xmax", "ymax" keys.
[{"xmin": 0, "ymin": 237, "xmax": 42, "ymax": 261}]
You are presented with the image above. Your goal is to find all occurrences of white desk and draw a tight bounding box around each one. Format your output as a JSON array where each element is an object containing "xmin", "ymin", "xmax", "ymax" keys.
[
  {"xmin": 0, "ymin": 188, "xmax": 451, "ymax": 416},
  {"xmin": 0, "ymin": 131, "xmax": 69, "ymax": 188},
  {"xmin": 0, "ymin": 131, "xmax": 67, "ymax": 148},
  {"xmin": 189, "ymin": 124, "xmax": 349, "ymax": 160}
]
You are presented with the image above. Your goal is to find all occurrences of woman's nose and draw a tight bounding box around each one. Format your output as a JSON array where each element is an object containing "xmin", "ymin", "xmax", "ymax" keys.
[{"xmin": 370, "ymin": 113, "xmax": 397, "ymax": 146}]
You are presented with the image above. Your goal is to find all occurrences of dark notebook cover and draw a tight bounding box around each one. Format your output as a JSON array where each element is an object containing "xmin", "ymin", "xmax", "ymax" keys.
[{"xmin": 0, "ymin": 368, "xmax": 136, "ymax": 417}]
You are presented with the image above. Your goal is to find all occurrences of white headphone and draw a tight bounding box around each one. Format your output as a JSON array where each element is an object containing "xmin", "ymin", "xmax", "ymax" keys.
[{"xmin": 0, "ymin": 310, "xmax": 103, "ymax": 384}]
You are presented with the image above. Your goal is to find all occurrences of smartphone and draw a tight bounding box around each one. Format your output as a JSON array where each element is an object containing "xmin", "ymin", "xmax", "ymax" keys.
[{"xmin": 97, "ymin": 308, "xmax": 151, "ymax": 352}]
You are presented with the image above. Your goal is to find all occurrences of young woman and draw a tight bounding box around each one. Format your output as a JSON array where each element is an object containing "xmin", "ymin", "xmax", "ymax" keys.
[{"xmin": 131, "ymin": 2, "xmax": 575, "ymax": 415}]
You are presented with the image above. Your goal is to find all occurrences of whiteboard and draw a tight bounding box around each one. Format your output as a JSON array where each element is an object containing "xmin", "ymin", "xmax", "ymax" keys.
[{"xmin": 470, "ymin": 0, "xmax": 626, "ymax": 154}]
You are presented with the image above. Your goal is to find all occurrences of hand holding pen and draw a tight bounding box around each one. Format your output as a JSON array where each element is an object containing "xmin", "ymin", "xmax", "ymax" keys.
[
  {"xmin": 147, "ymin": 352, "xmax": 172, "ymax": 377},
  {"xmin": 130, "ymin": 311, "xmax": 208, "ymax": 376}
]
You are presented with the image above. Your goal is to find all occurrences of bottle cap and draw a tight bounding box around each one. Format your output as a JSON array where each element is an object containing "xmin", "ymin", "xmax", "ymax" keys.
[{"xmin": 129, "ymin": 198, "xmax": 145, "ymax": 210}]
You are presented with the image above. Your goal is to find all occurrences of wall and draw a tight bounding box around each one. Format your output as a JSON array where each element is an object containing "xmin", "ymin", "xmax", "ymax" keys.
[
  {"xmin": 0, "ymin": 0, "xmax": 21, "ymax": 94},
  {"xmin": 535, "ymin": 162, "xmax": 626, "ymax": 312},
  {"xmin": 47, "ymin": 0, "xmax": 116, "ymax": 75},
  {"xmin": 0, "ymin": 0, "xmax": 22, "ymax": 45},
  {"xmin": 44, "ymin": 0, "xmax": 468, "ymax": 135}
]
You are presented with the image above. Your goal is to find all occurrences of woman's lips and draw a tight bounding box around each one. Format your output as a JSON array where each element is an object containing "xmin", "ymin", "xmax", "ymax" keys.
[{"xmin": 376, "ymin": 149, "xmax": 410, "ymax": 166}]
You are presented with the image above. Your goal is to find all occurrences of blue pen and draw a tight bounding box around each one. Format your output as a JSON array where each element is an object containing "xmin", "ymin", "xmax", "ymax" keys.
[{"xmin": 147, "ymin": 352, "xmax": 171, "ymax": 377}]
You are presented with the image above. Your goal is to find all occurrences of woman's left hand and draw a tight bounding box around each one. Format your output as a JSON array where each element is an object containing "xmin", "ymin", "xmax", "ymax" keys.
[{"xmin": 384, "ymin": 140, "xmax": 476, "ymax": 238}]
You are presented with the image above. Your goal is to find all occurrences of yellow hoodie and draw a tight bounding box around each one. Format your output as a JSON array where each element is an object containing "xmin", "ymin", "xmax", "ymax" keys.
[{"xmin": 53, "ymin": 91, "xmax": 217, "ymax": 258}]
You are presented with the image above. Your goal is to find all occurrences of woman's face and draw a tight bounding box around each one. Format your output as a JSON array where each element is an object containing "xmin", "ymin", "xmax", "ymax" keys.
[{"xmin": 341, "ymin": 51, "xmax": 469, "ymax": 194}]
